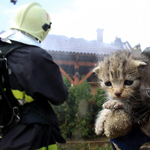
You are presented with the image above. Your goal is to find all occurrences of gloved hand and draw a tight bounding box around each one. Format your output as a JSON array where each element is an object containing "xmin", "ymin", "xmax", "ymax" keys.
[
  {"xmin": 103, "ymin": 109, "xmax": 133, "ymax": 139},
  {"xmin": 103, "ymin": 109, "xmax": 150, "ymax": 150},
  {"xmin": 110, "ymin": 127, "xmax": 150, "ymax": 150}
]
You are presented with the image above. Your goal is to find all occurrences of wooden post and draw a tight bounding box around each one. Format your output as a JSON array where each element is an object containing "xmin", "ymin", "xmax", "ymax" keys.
[
  {"xmin": 79, "ymin": 71, "xmax": 93, "ymax": 85},
  {"xmin": 74, "ymin": 55, "xmax": 79, "ymax": 85},
  {"xmin": 59, "ymin": 66, "xmax": 74, "ymax": 84}
]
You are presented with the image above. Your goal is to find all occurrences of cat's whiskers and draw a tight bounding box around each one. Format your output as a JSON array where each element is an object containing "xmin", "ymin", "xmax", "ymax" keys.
[
  {"xmin": 128, "ymin": 93, "xmax": 140, "ymax": 101},
  {"xmin": 137, "ymin": 109, "xmax": 150, "ymax": 123}
]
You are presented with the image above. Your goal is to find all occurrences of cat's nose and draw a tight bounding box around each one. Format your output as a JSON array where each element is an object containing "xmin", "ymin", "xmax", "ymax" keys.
[
  {"xmin": 114, "ymin": 88, "xmax": 123, "ymax": 97},
  {"xmin": 115, "ymin": 92, "xmax": 122, "ymax": 97}
]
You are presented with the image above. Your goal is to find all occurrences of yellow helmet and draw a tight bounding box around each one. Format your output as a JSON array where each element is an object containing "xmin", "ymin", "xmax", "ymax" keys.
[{"xmin": 11, "ymin": 2, "xmax": 52, "ymax": 42}]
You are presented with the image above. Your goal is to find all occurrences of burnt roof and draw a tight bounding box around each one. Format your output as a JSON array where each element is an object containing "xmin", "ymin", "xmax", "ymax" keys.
[{"xmin": 41, "ymin": 34, "xmax": 131, "ymax": 55}]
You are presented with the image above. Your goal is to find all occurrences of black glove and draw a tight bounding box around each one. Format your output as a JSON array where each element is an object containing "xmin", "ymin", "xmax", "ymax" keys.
[{"xmin": 110, "ymin": 127, "xmax": 150, "ymax": 150}]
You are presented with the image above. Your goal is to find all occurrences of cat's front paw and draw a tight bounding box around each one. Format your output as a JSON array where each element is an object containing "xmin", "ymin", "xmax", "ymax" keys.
[
  {"xmin": 103, "ymin": 100, "xmax": 123, "ymax": 109},
  {"xmin": 95, "ymin": 109, "xmax": 112, "ymax": 135}
]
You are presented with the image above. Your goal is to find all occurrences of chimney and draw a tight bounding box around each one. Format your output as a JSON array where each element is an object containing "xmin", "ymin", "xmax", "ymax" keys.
[{"xmin": 96, "ymin": 29, "xmax": 104, "ymax": 43}]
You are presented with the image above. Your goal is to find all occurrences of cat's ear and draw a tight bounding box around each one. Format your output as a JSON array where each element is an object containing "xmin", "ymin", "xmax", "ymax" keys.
[
  {"xmin": 134, "ymin": 60, "xmax": 147, "ymax": 67},
  {"xmin": 93, "ymin": 66, "xmax": 100, "ymax": 74}
]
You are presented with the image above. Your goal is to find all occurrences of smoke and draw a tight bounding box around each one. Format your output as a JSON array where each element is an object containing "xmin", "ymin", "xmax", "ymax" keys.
[{"xmin": 78, "ymin": 99, "xmax": 88, "ymax": 118}]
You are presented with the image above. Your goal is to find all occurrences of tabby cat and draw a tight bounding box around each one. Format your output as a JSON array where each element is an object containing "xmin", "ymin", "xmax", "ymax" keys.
[{"xmin": 93, "ymin": 50, "xmax": 149, "ymax": 135}]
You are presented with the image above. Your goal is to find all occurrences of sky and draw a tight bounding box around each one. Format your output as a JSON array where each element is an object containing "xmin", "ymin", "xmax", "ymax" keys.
[{"xmin": 0, "ymin": 0, "xmax": 150, "ymax": 50}]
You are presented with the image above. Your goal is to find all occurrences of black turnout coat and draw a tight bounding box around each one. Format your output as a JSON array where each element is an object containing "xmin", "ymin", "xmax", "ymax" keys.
[{"xmin": 0, "ymin": 41, "xmax": 68, "ymax": 150}]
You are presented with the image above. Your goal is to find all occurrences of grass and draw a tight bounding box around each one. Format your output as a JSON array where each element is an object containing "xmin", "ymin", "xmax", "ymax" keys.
[{"xmin": 57, "ymin": 143, "xmax": 112, "ymax": 150}]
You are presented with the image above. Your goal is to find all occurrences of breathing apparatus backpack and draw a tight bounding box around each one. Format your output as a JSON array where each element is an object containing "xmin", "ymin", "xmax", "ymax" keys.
[{"xmin": 0, "ymin": 41, "xmax": 25, "ymax": 136}]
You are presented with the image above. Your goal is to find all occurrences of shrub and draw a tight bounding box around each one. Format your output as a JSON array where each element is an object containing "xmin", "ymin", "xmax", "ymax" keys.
[{"xmin": 52, "ymin": 77, "xmax": 105, "ymax": 139}]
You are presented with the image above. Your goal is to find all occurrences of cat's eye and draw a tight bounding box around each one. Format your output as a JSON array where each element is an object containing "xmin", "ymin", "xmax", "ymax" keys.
[
  {"xmin": 124, "ymin": 80, "xmax": 133, "ymax": 86},
  {"xmin": 146, "ymin": 90, "xmax": 150, "ymax": 97},
  {"xmin": 105, "ymin": 81, "xmax": 112, "ymax": 86}
]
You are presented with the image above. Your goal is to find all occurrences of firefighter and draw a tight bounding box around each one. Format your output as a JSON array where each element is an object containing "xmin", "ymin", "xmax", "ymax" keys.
[
  {"xmin": 133, "ymin": 43, "xmax": 141, "ymax": 51},
  {"xmin": 0, "ymin": 2, "xmax": 68, "ymax": 150}
]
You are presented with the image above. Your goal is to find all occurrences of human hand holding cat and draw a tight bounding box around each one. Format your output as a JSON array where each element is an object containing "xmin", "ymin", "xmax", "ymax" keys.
[
  {"xmin": 95, "ymin": 96, "xmax": 150, "ymax": 139},
  {"xmin": 103, "ymin": 108, "xmax": 133, "ymax": 139},
  {"xmin": 95, "ymin": 100, "xmax": 123, "ymax": 135},
  {"xmin": 95, "ymin": 100, "xmax": 133, "ymax": 138}
]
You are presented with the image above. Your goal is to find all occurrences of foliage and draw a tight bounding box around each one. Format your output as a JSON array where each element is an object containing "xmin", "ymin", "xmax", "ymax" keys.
[
  {"xmin": 63, "ymin": 77, "xmax": 71, "ymax": 89},
  {"xmin": 92, "ymin": 88, "xmax": 106, "ymax": 121},
  {"xmin": 52, "ymin": 77, "xmax": 106, "ymax": 139},
  {"xmin": 57, "ymin": 144, "xmax": 112, "ymax": 150}
]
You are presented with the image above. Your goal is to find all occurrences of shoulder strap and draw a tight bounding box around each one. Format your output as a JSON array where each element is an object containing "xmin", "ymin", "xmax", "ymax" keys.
[
  {"xmin": 0, "ymin": 41, "xmax": 26, "ymax": 130},
  {"xmin": 0, "ymin": 40, "xmax": 26, "ymax": 107},
  {"xmin": 0, "ymin": 41, "xmax": 26, "ymax": 57}
]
